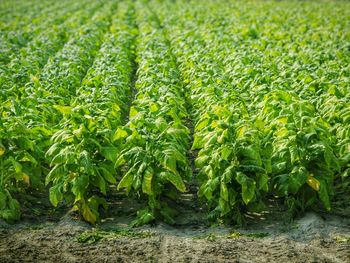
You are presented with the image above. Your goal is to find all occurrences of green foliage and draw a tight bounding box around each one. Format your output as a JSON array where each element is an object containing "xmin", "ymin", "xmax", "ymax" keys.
[
  {"xmin": 116, "ymin": 2, "xmax": 192, "ymax": 224},
  {"xmin": 155, "ymin": 0, "xmax": 350, "ymax": 223},
  {"xmin": 1, "ymin": 0, "xmax": 349, "ymax": 225},
  {"xmin": 45, "ymin": 2, "xmax": 138, "ymax": 224}
]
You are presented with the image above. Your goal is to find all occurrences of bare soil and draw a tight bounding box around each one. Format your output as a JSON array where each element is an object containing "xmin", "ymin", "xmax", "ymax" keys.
[{"xmin": 0, "ymin": 190, "xmax": 349, "ymax": 263}]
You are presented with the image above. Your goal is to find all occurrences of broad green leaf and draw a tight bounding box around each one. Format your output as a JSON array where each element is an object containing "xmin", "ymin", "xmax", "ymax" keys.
[
  {"xmin": 97, "ymin": 175, "xmax": 106, "ymax": 195},
  {"xmin": 80, "ymin": 151, "xmax": 93, "ymax": 174},
  {"xmin": 129, "ymin": 106, "xmax": 138, "ymax": 119},
  {"xmin": 239, "ymin": 145, "xmax": 261, "ymax": 163},
  {"xmin": 0, "ymin": 191, "xmax": 7, "ymax": 210},
  {"xmin": 142, "ymin": 167, "xmax": 154, "ymax": 195},
  {"xmin": 195, "ymin": 155, "xmax": 209, "ymax": 168},
  {"xmin": 115, "ymin": 155, "xmax": 126, "ymax": 168},
  {"xmin": 236, "ymin": 125, "xmax": 247, "ymax": 139},
  {"xmin": 19, "ymin": 152, "xmax": 37, "ymax": 165},
  {"xmin": 10, "ymin": 157, "xmax": 22, "ymax": 173},
  {"xmin": 150, "ymin": 103, "xmax": 159, "ymax": 112},
  {"xmin": 219, "ymin": 198, "xmax": 231, "ymax": 216},
  {"xmin": 220, "ymin": 181, "xmax": 229, "ymax": 201},
  {"xmin": 163, "ymin": 155, "xmax": 177, "ymax": 174},
  {"xmin": 101, "ymin": 147, "xmax": 119, "ymax": 163},
  {"xmin": 72, "ymin": 175, "xmax": 89, "ymax": 202},
  {"xmin": 99, "ymin": 166, "xmax": 116, "ymax": 184},
  {"xmin": 192, "ymin": 135, "xmax": 204, "ymax": 149},
  {"xmin": 318, "ymin": 180, "xmax": 331, "ymax": 211},
  {"xmin": 117, "ymin": 170, "xmax": 134, "ymax": 193},
  {"xmin": 46, "ymin": 142, "xmax": 61, "ymax": 158},
  {"xmin": 195, "ymin": 118, "xmax": 209, "ymax": 131},
  {"xmin": 50, "ymin": 152, "xmax": 67, "ymax": 166},
  {"xmin": 45, "ymin": 165, "xmax": 64, "ymax": 185},
  {"xmin": 236, "ymin": 172, "xmax": 256, "ymax": 205},
  {"xmin": 324, "ymin": 148, "xmax": 340, "ymax": 171},
  {"xmin": 258, "ymin": 173, "xmax": 269, "ymax": 192},
  {"xmin": 132, "ymin": 209, "xmax": 155, "ymax": 227},
  {"xmin": 155, "ymin": 117, "xmax": 167, "ymax": 131},
  {"xmin": 162, "ymin": 172, "xmax": 186, "ymax": 192},
  {"xmin": 275, "ymin": 128, "xmax": 289, "ymax": 137},
  {"xmin": 221, "ymin": 145, "xmax": 232, "ymax": 161},
  {"xmin": 113, "ymin": 128, "xmax": 128, "ymax": 142},
  {"xmin": 49, "ymin": 185, "xmax": 63, "ymax": 207}
]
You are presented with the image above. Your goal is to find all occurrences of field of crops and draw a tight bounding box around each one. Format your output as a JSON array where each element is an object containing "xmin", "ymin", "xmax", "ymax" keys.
[{"xmin": 1, "ymin": 0, "xmax": 350, "ymax": 230}]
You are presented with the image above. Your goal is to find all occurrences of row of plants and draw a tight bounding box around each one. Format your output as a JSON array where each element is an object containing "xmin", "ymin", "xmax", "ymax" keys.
[
  {"xmin": 0, "ymin": 0, "xmax": 81, "ymax": 64},
  {"xmin": 0, "ymin": 0, "xmax": 114, "ymax": 222},
  {"xmin": 114, "ymin": 1, "xmax": 192, "ymax": 225},
  {"xmin": 0, "ymin": 0, "xmax": 51, "ymax": 18},
  {"xmin": 1, "ymin": 0, "xmax": 349, "ymax": 225},
  {"xmin": 1, "ymin": 0, "xmax": 96, "ymax": 101},
  {"xmin": 151, "ymin": 2, "xmax": 268, "ymax": 224},
  {"xmin": 151, "ymin": 0, "xmax": 349, "ymax": 223},
  {"xmin": 0, "ymin": 0, "xmax": 59, "ymax": 25},
  {"xmin": 201, "ymin": 0, "xmax": 350, "ymax": 210},
  {"xmin": 46, "ymin": 1, "xmax": 138, "ymax": 224}
]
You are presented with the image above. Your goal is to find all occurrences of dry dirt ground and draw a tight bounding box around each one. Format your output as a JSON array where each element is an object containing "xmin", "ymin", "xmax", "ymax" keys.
[{"xmin": 0, "ymin": 191, "xmax": 349, "ymax": 263}]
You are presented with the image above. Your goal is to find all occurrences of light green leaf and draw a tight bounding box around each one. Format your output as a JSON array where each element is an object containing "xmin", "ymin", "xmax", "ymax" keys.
[
  {"xmin": 113, "ymin": 128, "xmax": 128, "ymax": 142},
  {"xmin": 117, "ymin": 169, "xmax": 134, "ymax": 193},
  {"xmin": 53, "ymin": 105, "xmax": 72, "ymax": 115},
  {"xmin": 142, "ymin": 167, "xmax": 154, "ymax": 195},
  {"xmin": 236, "ymin": 172, "xmax": 256, "ymax": 205},
  {"xmin": 101, "ymin": 147, "xmax": 119, "ymax": 163},
  {"xmin": 72, "ymin": 175, "xmax": 89, "ymax": 202},
  {"xmin": 99, "ymin": 166, "xmax": 116, "ymax": 184},
  {"xmin": 162, "ymin": 172, "xmax": 186, "ymax": 192},
  {"xmin": 49, "ymin": 185, "xmax": 63, "ymax": 207},
  {"xmin": 220, "ymin": 181, "xmax": 229, "ymax": 202}
]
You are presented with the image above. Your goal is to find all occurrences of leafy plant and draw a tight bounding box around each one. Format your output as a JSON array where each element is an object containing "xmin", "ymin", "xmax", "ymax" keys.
[
  {"xmin": 116, "ymin": 2, "xmax": 192, "ymax": 225},
  {"xmin": 45, "ymin": 2, "xmax": 137, "ymax": 224}
]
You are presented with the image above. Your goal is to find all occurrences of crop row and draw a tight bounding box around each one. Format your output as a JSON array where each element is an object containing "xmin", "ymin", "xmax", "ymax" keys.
[
  {"xmin": 151, "ymin": 0, "xmax": 350, "ymax": 222},
  {"xmin": 0, "ymin": 0, "xmax": 97, "ymax": 100},
  {"xmin": 0, "ymin": 0, "xmax": 84, "ymax": 65},
  {"xmin": 1, "ymin": 0, "xmax": 349, "ymax": 225},
  {"xmin": 0, "ymin": 0, "xmax": 115, "ymax": 222},
  {"xmin": 114, "ymin": 1, "xmax": 192, "ymax": 225},
  {"xmin": 46, "ymin": 1, "xmax": 138, "ymax": 224}
]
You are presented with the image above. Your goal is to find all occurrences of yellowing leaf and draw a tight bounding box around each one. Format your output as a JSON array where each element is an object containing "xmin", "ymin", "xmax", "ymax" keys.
[
  {"xmin": 142, "ymin": 167, "xmax": 153, "ymax": 195},
  {"xmin": 211, "ymin": 120, "xmax": 219, "ymax": 129},
  {"xmin": 236, "ymin": 125, "xmax": 247, "ymax": 139},
  {"xmin": 21, "ymin": 173, "xmax": 30, "ymax": 185},
  {"xmin": 30, "ymin": 75, "xmax": 39, "ymax": 82},
  {"xmin": 150, "ymin": 103, "xmax": 159, "ymax": 112},
  {"xmin": 276, "ymin": 116, "xmax": 288, "ymax": 124},
  {"xmin": 275, "ymin": 128, "xmax": 289, "ymax": 137},
  {"xmin": 306, "ymin": 176, "xmax": 320, "ymax": 191},
  {"xmin": 129, "ymin": 107, "xmax": 138, "ymax": 119},
  {"xmin": 82, "ymin": 204, "xmax": 97, "ymax": 224},
  {"xmin": 113, "ymin": 128, "xmax": 128, "ymax": 141},
  {"xmin": 53, "ymin": 105, "xmax": 72, "ymax": 115},
  {"xmin": 195, "ymin": 118, "xmax": 209, "ymax": 131},
  {"xmin": 0, "ymin": 147, "xmax": 5, "ymax": 157}
]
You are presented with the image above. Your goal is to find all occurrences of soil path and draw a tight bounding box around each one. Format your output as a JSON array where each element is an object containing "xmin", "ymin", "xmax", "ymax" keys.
[{"xmin": 0, "ymin": 212, "xmax": 349, "ymax": 263}]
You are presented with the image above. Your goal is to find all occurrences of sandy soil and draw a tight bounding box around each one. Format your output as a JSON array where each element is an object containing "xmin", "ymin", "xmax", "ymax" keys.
[{"xmin": 0, "ymin": 195, "xmax": 349, "ymax": 263}]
